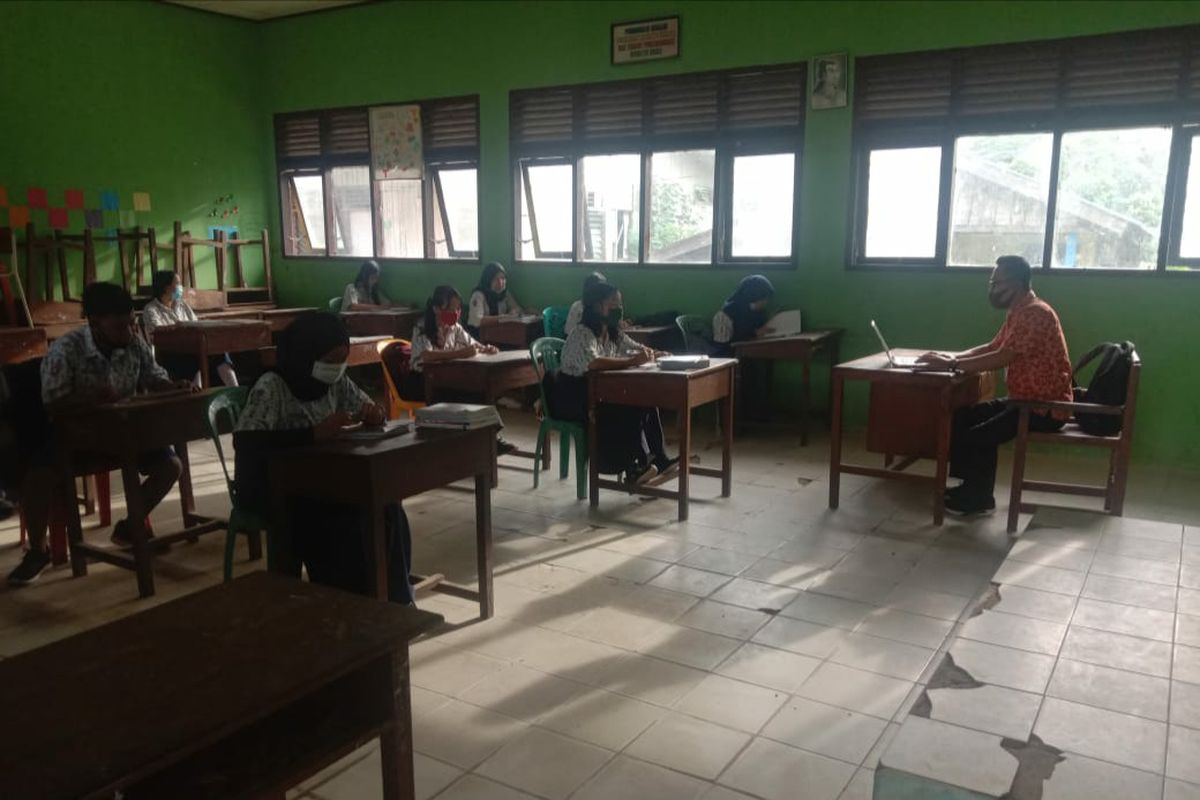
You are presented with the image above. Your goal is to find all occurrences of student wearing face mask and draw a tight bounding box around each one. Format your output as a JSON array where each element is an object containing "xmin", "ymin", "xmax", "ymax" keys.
[
  {"xmin": 7, "ymin": 282, "xmax": 195, "ymax": 585},
  {"xmin": 409, "ymin": 286, "xmax": 517, "ymax": 455},
  {"xmin": 551, "ymin": 281, "xmax": 679, "ymax": 487},
  {"xmin": 233, "ymin": 312, "xmax": 415, "ymax": 602},
  {"xmin": 143, "ymin": 270, "xmax": 238, "ymax": 387},
  {"xmin": 466, "ymin": 261, "xmax": 524, "ymax": 338}
]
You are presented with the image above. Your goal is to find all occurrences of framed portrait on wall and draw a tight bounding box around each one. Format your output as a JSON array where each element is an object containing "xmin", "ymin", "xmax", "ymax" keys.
[{"xmin": 811, "ymin": 53, "xmax": 848, "ymax": 109}]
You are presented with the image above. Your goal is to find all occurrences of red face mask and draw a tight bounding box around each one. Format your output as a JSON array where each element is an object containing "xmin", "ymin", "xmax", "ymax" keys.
[{"xmin": 437, "ymin": 309, "xmax": 460, "ymax": 327}]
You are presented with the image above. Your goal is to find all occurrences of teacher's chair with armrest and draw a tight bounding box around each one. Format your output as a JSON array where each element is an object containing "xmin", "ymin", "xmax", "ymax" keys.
[{"xmin": 1006, "ymin": 350, "xmax": 1141, "ymax": 533}]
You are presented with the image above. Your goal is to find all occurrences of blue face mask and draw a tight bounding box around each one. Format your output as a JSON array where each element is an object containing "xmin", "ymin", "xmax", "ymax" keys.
[{"xmin": 173, "ymin": 285, "xmax": 184, "ymax": 302}]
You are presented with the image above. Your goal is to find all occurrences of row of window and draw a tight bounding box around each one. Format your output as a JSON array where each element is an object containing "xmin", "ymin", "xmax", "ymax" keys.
[{"xmin": 275, "ymin": 24, "xmax": 1200, "ymax": 272}]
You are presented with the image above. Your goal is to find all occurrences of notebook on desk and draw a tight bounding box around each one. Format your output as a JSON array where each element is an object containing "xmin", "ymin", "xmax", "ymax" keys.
[
  {"xmin": 759, "ymin": 309, "xmax": 803, "ymax": 339},
  {"xmin": 658, "ymin": 355, "xmax": 710, "ymax": 371}
]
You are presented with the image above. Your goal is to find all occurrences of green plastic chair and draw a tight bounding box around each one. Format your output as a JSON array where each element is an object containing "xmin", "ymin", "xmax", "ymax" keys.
[
  {"xmin": 328, "ymin": 297, "xmax": 343, "ymax": 313},
  {"xmin": 204, "ymin": 387, "xmax": 270, "ymax": 581},
  {"xmin": 676, "ymin": 314, "xmax": 713, "ymax": 353},
  {"xmin": 529, "ymin": 337, "xmax": 587, "ymax": 500},
  {"xmin": 543, "ymin": 305, "xmax": 570, "ymax": 339}
]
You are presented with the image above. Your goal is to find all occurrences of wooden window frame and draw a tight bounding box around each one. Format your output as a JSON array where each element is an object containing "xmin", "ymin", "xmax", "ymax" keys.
[{"xmin": 274, "ymin": 96, "xmax": 481, "ymax": 264}]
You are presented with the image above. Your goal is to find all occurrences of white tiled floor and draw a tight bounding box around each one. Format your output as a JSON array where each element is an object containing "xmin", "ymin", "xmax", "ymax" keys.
[{"xmin": 2, "ymin": 409, "xmax": 1199, "ymax": 800}]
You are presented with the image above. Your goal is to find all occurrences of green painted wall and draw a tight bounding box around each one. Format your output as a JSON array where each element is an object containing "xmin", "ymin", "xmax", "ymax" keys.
[
  {"xmin": 1, "ymin": 0, "xmax": 268, "ymax": 294},
  {"xmin": 259, "ymin": 0, "xmax": 1200, "ymax": 465}
]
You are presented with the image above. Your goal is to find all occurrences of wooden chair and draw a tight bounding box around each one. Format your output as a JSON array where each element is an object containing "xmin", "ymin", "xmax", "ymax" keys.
[{"xmin": 1006, "ymin": 350, "xmax": 1141, "ymax": 533}]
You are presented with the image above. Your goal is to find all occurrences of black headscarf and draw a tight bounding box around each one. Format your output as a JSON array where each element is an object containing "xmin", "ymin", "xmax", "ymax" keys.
[
  {"xmin": 476, "ymin": 261, "xmax": 508, "ymax": 315},
  {"xmin": 275, "ymin": 312, "xmax": 350, "ymax": 402},
  {"xmin": 581, "ymin": 280, "xmax": 620, "ymax": 342},
  {"xmin": 721, "ymin": 274, "xmax": 775, "ymax": 342}
]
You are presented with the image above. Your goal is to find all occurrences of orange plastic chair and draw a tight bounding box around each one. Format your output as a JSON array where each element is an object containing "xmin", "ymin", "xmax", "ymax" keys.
[{"xmin": 376, "ymin": 338, "xmax": 426, "ymax": 421}]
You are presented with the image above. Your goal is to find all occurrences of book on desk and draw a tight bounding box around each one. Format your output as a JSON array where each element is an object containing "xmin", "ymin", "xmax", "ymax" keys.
[{"xmin": 415, "ymin": 402, "xmax": 503, "ymax": 430}]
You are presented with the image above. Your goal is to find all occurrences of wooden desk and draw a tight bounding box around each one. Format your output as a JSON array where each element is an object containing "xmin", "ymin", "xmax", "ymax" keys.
[
  {"xmin": 55, "ymin": 390, "xmax": 228, "ymax": 598},
  {"xmin": 732, "ymin": 329, "xmax": 843, "ymax": 446},
  {"xmin": 151, "ymin": 320, "xmax": 272, "ymax": 388},
  {"xmin": 270, "ymin": 426, "xmax": 498, "ymax": 619},
  {"xmin": 198, "ymin": 307, "xmax": 318, "ymax": 333},
  {"xmin": 0, "ymin": 571, "xmax": 441, "ymax": 800},
  {"xmin": 258, "ymin": 335, "xmax": 388, "ymax": 372},
  {"xmin": 829, "ymin": 350, "xmax": 993, "ymax": 525},
  {"xmin": 479, "ymin": 315, "xmax": 542, "ymax": 349},
  {"xmin": 625, "ymin": 324, "xmax": 679, "ymax": 352},
  {"xmin": 589, "ymin": 359, "xmax": 735, "ymax": 521},
  {"xmin": 0, "ymin": 326, "xmax": 47, "ymax": 364},
  {"xmin": 341, "ymin": 308, "xmax": 424, "ymax": 339}
]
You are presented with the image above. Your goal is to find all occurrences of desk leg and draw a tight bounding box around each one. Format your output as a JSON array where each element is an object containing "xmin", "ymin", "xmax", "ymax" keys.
[
  {"xmin": 721, "ymin": 389, "xmax": 733, "ymax": 498},
  {"xmin": 678, "ymin": 404, "xmax": 692, "ymax": 521},
  {"xmin": 933, "ymin": 389, "xmax": 952, "ymax": 526},
  {"xmin": 122, "ymin": 461, "xmax": 156, "ymax": 598},
  {"xmin": 63, "ymin": 466, "xmax": 88, "ymax": 578},
  {"xmin": 800, "ymin": 359, "xmax": 812, "ymax": 447},
  {"xmin": 381, "ymin": 649, "xmax": 416, "ymax": 800},
  {"xmin": 829, "ymin": 373, "xmax": 844, "ymax": 510},
  {"xmin": 198, "ymin": 343, "xmax": 211, "ymax": 390},
  {"xmin": 588, "ymin": 385, "xmax": 599, "ymax": 509},
  {"xmin": 365, "ymin": 497, "xmax": 389, "ymax": 602},
  {"xmin": 475, "ymin": 469, "xmax": 494, "ymax": 619}
]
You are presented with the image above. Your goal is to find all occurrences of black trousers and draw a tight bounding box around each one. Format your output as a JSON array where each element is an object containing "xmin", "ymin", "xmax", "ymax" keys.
[
  {"xmin": 548, "ymin": 373, "xmax": 668, "ymax": 474},
  {"xmin": 950, "ymin": 399, "xmax": 1064, "ymax": 499}
]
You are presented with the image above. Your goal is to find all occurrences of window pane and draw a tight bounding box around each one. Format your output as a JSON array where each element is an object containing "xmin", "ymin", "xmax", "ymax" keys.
[
  {"xmin": 581, "ymin": 154, "xmax": 640, "ymax": 262},
  {"xmin": 283, "ymin": 172, "xmax": 325, "ymax": 254},
  {"xmin": 519, "ymin": 162, "xmax": 572, "ymax": 259},
  {"xmin": 864, "ymin": 147, "xmax": 941, "ymax": 259},
  {"xmin": 949, "ymin": 134, "xmax": 1053, "ymax": 267},
  {"xmin": 732, "ymin": 153, "xmax": 795, "ymax": 258},
  {"xmin": 649, "ymin": 150, "xmax": 715, "ymax": 263},
  {"xmin": 435, "ymin": 168, "xmax": 479, "ymax": 256},
  {"xmin": 328, "ymin": 166, "xmax": 374, "ymax": 258},
  {"xmin": 1179, "ymin": 136, "xmax": 1200, "ymax": 260},
  {"xmin": 1052, "ymin": 127, "xmax": 1171, "ymax": 270},
  {"xmin": 376, "ymin": 179, "xmax": 423, "ymax": 259}
]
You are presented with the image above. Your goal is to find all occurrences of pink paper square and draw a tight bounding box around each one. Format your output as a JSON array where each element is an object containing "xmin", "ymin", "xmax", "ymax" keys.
[
  {"xmin": 65, "ymin": 189, "xmax": 85, "ymax": 209},
  {"xmin": 48, "ymin": 207, "xmax": 69, "ymax": 229},
  {"xmin": 27, "ymin": 188, "xmax": 47, "ymax": 209}
]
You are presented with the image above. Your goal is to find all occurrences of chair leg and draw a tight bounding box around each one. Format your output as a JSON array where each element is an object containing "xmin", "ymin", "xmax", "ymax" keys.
[
  {"xmin": 533, "ymin": 422, "xmax": 546, "ymax": 489},
  {"xmin": 96, "ymin": 471, "xmax": 112, "ymax": 527},
  {"xmin": 559, "ymin": 429, "xmax": 570, "ymax": 480},
  {"xmin": 1007, "ymin": 411, "xmax": 1031, "ymax": 534},
  {"xmin": 1109, "ymin": 447, "xmax": 1131, "ymax": 517},
  {"xmin": 1103, "ymin": 449, "xmax": 1118, "ymax": 512},
  {"xmin": 222, "ymin": 524, "xmax": 238, "ymax": 582},
  {"xmin": 573, "ymin": 429, "xmax": 587, "ymax": 500}
]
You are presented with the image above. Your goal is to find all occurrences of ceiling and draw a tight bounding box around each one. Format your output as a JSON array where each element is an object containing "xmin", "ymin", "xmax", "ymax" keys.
[{"xmin": 165, "ymin": 0, "xmax": 367, "ymax": 22}]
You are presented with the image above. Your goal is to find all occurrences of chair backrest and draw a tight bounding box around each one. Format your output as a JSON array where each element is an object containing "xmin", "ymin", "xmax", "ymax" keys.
[
  {"xmin": 1119, "ymin": 349, "xmax": 1142, "ymax": 440},
  {"xmin": 529, "ymin": 337, "xmax": 565, "ymax": 412},
  {"xmin": 543, "ymin": 305, "xmax": 570, "ymax": 339},
  {"xmin": 675, "ymin": 314, "xmax": 713, "ymax": 353},
  {"xmin": 377, "ymin": 337, "xmax": 418, "ymax": 402},
  {"xmin": 204, "ymin": 386, "xmax": 250, "ymax": 497},
  {"xmin": 328, "ymin": 296, "xmax": 342, "ymax": 313}
]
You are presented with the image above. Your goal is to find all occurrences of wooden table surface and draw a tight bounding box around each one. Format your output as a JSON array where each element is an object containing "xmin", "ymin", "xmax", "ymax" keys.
[
  {"xmin": 421, "ymin": 350, "xmax": 538, "ymax": 404},
  {"xmin": 54, "ymin": 389, "xmax": 228, "ymax": 597},
  {"xmin": 197, "ymin": 307, "xmax": 318, "ymax": 333},
  {"xmin": 479, "ymin": 315, "xmax": 542, "ymax": 349},
  {"xmin": 270, "ymin": 426, "xmax": 499, "ymax": 618},
  {"xmin": 0, "ymin": 325, "xmax": 47, "ymax": 364},
  {"xmin": 589, "ymin": 358, "xmax": 736, "ymax": 521},
  {"xmin": 0, "ymin": 571, "xmax": 442, "ymax": 800},
  {"xmin": 341, "ymin": 308, "xmax": 424, "ymax": 339}
]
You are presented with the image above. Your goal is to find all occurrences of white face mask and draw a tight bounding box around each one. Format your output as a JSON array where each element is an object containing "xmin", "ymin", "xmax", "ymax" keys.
[{"xmin": 311, "ymin": 360, "xmax": 347, "ymax": 385}]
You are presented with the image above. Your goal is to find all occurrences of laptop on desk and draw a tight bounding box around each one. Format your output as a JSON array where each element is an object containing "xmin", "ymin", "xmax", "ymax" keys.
[{"xmin": 870, "ymin": 320, "xmax": 921, "ymax": 368}]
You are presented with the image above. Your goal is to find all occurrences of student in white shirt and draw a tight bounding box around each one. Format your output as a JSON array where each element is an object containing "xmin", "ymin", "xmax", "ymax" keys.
[
  {"xmin": 563, "ymin": 271, "xmax": 606, "ymax": 337},
  {"xmin": 341, "ymin": 260, "xmax": 392, "ymax": 311},
  {"xmin": 143, "ymin": 271, "xmax": 238, "ymax": 387},
  {"xmin": 466, "ymin": 262, "xmax": 524, "ymax": 337},
  {"xmin": 409, "ymin": 286, "xmax": 516, "ymax": 455},
  {"xmin": 550, "ymin": 281, "xmax": 678, "ymax": 486}
]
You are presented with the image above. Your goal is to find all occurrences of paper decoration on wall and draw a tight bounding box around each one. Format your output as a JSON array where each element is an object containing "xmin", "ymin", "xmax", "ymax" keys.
[
  {"xmin": 119, "ymin": 210, "xmax": 136, "ymax": 227},
  {"xmin": 100, "ymin": 189, "xmax": 119, "ymax": 211},
  {"xmin": 65, "ymin": 189, "xmax": 85, "ymax": 210},
  {"xmin": 207, "ymin": 193, "xmax": 239, "ymax": 219},
  {"xmin": 27, "ymin": 188, "xmax": 47, "ymax": 209},
  {"xmin": 48, "ymin": 208, "xmax": 69, "ymax": 229},
  {"xmin": 8, "ymin": 206, "xmax": 29, "ymax": 228},
  {"xmin": 132, "ymin": 192, "xmax": 151, "ymax": 212},
  {"xmin": 208, "ymin": 225, "xmax": 238, "ymax": 241},
  {"xmin": 369, "ymin": 105, "xmax": 423, "ymax": 180},
  {"xmin": 85, "ymin": 209, "xmax": 104, "ymax": 228},
  {"xmin": 0, "ymin": 187, "xmax": 7, "ymax": 207}
]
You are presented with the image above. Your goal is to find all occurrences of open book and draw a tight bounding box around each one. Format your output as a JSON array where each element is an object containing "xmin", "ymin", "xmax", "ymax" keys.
[{"xmin": 759, "ymin": 309, "xmax": 803, "ymax": 339}]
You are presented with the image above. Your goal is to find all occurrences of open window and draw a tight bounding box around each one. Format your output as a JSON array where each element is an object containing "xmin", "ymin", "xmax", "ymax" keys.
[
  {"xmin": 431, "ymin": 166, "xmax": 479, "ymax": 259},
  {"xmin": 518, "ymin": 158, "xmax": 574, "ymax": 261}
]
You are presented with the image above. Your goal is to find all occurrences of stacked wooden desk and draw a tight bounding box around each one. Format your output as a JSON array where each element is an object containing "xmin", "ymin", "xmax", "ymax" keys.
[{"xmin": 624, "ymin": 324, "xmax": 679, "ymax": 352}]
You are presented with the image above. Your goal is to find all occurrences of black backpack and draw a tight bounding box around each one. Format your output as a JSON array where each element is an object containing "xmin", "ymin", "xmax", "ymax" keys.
[{"xmin": 1072, "ymin": 341, "xmax": 1135, "ymax": 436}]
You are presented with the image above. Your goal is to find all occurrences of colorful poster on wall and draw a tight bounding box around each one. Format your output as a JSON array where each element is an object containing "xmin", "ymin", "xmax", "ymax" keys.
[
  {"xmin": 65, "ymin": 189, "xmax": 85, "ymax": 209},
  {"xmin": 132, "ymin": 192, "xmax": 151, "ymax": 212},
  {"xmin": 8, "ymin": 206, "xmax": 29, "ymax": 228},
  {"xmin": 27, "ymin": 188, "xmax": 47, "ymax": 208},
  {"xmin": 369, "ymin": 104, "xmax": 422, "ymax": 180},
  {"xmin": 48, "ymin": 208, "xmax": 68, "ymax": 229},
  {"xmin": 100, "ymin": 189, "xmax": 119, "ymax": 211},
  {"xmin": 611, "ymin": 17, "xmax": 680, "ymax": 65}
]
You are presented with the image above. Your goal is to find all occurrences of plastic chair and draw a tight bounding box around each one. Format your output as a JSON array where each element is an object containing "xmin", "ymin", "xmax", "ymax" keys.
[
  {"xmin": 377, "ymin": 338, "xmax": 426, "ymax": 420},
  {"xmin": 675, "ymin": 314, "xmax": 713, "ymax": 353},
  {"xmin": 328, "ymin": 297, "xmax": 342, "ymax": 313},
  {"xmin": 204, "ymin": 386, "xmax": 268, "ymax": 581},
  {"xmin": 529, "ymin": 337, "xmax": 587, "ymax": 499},
  {"xmin": 543, "ymin": 305, "xmax": 570, "ymax": 340}
]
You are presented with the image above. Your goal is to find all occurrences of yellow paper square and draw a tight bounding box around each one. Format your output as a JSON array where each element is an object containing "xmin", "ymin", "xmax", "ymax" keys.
[{"xmin": 132, "ymin": 191, "xmax": 151, "ymax": 212}]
